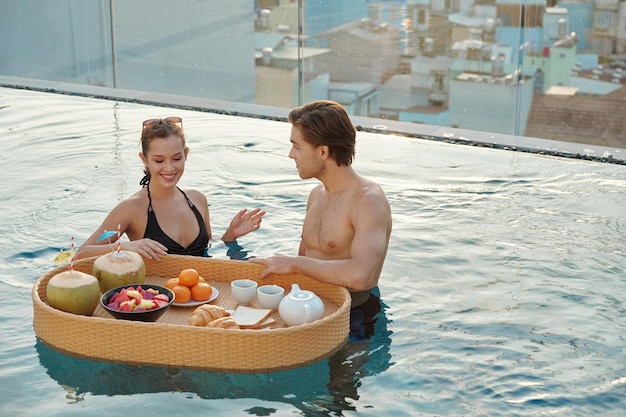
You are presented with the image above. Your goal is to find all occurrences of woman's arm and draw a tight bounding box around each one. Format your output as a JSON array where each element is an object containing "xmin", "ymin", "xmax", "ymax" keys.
[{"xmin": 73, "ymin": 200, "xmax": 168, "ymax": 261}]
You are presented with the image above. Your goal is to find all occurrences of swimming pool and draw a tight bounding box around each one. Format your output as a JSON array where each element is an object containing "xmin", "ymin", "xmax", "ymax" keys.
[{"xmin": 1, "ymin": 86, "xmax": 625, "ymax": 416}]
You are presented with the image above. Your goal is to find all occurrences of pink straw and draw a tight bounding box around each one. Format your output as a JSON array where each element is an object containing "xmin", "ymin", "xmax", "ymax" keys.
[
  {"xmin": 70, "ymin": 236, "xmax": 75, "ymax": 271},
  {"xmin": 117, "ymin": 224, "xmax": 121, "ymax": 254}
]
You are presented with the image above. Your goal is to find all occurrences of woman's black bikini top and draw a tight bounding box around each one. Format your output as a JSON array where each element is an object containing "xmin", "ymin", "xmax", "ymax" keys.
[{"xmin": 143, "ymin": 186, "xmax": 209, "ymax": 257}]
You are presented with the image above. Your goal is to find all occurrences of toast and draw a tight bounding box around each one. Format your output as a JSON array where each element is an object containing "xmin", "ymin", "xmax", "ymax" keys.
[
  {"xmin": 254, "ymin": 316, "xmax": 277, "ymax": 329},
  {"xmin": 230, "ymin": 306, "xmax": 273, "ymax": 329}
]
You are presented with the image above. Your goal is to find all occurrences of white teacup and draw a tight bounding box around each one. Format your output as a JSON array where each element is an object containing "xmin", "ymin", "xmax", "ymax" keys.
[
  {"xmin": 231, "ymin": 279, "xmax": 258, "ymax": 305},
  {"xmin": 257, "ymin": 284, "xmax": 285, "ymax": 310}
]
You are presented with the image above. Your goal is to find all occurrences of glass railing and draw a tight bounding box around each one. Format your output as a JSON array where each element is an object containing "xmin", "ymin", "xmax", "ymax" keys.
[{"xmin": 1, "ymin": 0, "xmax": 624, "ymax": 162}]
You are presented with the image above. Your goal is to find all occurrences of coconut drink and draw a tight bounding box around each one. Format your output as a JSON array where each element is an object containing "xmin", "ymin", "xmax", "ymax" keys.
[
  {"xmin": 46, "ymin": 270, "xmax": 101, "ymax": 316},
  {"xmin": 92, "ymin": 250, "xmax": 146, "ymax": 293}
]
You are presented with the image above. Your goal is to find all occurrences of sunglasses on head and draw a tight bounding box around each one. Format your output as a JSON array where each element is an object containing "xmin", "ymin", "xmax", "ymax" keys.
[{"xmin": 142, "ymin": 116, "xmax": 183, "ymax": 130}]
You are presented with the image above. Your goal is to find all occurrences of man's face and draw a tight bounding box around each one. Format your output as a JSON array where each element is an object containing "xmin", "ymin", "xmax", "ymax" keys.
[{"xmin": 288, "ymin": 125, "xmax": 323, "ymax": 180}]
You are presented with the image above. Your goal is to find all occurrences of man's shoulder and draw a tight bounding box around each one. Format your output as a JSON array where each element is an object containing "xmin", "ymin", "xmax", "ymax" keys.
[
  {"xmin": 308, "ymin": 183, "xmax": 325, "ymax": 199},
  {"xmin": 355, "ymin": 177, "xmax": 392, "ymax": 222},
  {"xmin": 358, "ymin": 176, "xmax": 388, "ymax": 201}
]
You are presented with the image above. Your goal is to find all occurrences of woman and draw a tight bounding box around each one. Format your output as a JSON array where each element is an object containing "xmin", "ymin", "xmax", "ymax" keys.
[{"xmin": 74, "ymin": 116, "xmax": 265, "ymax": 261}]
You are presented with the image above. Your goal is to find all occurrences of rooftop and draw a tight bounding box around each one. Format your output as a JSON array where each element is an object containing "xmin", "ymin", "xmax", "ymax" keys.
[{"xmin": 526, "ymin": 86, "xmax": 626, "ymax": 149}]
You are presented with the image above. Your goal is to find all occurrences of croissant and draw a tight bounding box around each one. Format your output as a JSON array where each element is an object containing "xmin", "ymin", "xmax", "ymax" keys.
[
  {"xmin": 206, "ymin": 317, "xmax": 240, "ymax": 329},
  {"xmin": 188, "ymin": 304, "xmax": 229, "ymax": 327}
]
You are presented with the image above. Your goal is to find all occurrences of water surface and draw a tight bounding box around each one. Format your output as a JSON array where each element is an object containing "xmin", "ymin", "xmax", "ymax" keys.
[{"xmin": 1, "ymin": 87, "xmax": 625, "ymax": 416}]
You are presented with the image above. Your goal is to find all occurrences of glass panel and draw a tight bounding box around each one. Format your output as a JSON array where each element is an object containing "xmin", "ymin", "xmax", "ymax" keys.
[{"xmin": 0, "ymin": 0, "xmax": 624, "ymax": 152}]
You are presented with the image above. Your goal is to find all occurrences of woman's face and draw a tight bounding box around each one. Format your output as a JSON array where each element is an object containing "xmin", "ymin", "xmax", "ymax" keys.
[{"xmin": 140, "ymin": 134, "xmax": 189, "ymax": 188}]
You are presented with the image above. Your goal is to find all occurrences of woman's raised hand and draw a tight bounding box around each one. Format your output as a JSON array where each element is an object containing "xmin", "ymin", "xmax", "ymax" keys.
[{"xmin": 223, "ymin": 208, "xmax": 266, "ymax": 241}]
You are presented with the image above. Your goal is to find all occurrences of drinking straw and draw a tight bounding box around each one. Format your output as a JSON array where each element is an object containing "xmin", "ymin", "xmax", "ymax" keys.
[
  {"xmin": 69, "ymin": 236, "xmax": 74, "ymax": 270},
  {"xmin": 117, "ymin": 224, "xmax": 121, "ymax": 254}
]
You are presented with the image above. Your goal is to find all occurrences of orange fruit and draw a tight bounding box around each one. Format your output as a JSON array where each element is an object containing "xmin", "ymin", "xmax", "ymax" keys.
[
  {"xmin": 178, "ymin": 268, "xmax": 200, "ymax": 287},
  {"xmin": 198, "ymin": 276, "xmax": 207, "ymax": 283},
  {"xmin": 172, "ymin": 285, "xmax": 191, "ymax": 303},
  {"xmin": 165, "ymin": 277, "xmax": 180, "ymax": 290},
  {"xmin": 191, "ymin": 282, "xmax": 213, "ymax": 301}
]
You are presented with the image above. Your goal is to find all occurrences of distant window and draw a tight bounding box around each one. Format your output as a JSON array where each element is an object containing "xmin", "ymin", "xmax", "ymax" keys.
[
  {"xmin": 534, "ymin": 69, "xmax": 544, "ymax": 93},
  {"xmin": 418, "ymin": 10, "xmax": 426, "ymax": 25},
  {"xmin": 595, "ymin": 11, "xmax": 611, "ymax": 29},
  {"xmin": 258, "ymin": 0, "xmax": 280, "ymax": 7},
  {"xmin": 434, "ymin": 71, "xmax": 445, "ymax": 92}
]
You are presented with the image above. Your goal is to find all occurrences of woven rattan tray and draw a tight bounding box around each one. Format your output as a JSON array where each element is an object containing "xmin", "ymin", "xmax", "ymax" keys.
[{"xmin": 32, "ymin": 255, "xmax": 350, "ymax": 373}]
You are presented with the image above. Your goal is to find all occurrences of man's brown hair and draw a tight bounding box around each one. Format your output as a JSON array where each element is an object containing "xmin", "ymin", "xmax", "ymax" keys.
[{"xmin": 288, "ymin": 100, "xmax": 356, "ymax": 166}]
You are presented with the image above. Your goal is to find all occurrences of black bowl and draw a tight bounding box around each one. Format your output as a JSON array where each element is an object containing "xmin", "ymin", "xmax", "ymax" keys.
[{"xmin": 100, "ymin": 284, "xmax": 174, "ymax": 322}]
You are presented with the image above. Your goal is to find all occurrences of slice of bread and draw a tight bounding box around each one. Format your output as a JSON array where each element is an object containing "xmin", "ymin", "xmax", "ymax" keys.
[
  {"xmin": 254, "ymin": 316, "xmax": 277, "ymax": 329},
  {"xmin": 230, "ymin": 306, "xmax": 273, "ymax": 329}
]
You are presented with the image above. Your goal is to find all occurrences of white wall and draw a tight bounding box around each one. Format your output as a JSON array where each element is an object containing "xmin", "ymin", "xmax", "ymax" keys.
[
  {"xmin": 0, "ymin": 0, "xmax": 113, "ymax": 86},
  {"xmin": 449, "ymin": 75, "xmax": 535, "ymax": 135},
  {"xmin": 113, "ymin": 0, "xmax": 255, "ymax": 102},
  {"xmin": 0, "ymin": 0, "xmax": 256, "ymax": 103}
]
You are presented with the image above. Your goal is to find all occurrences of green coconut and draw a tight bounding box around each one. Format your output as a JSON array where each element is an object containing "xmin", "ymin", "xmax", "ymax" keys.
[
  {"xmin": 46, "ymin": 270, "xmax": 101, "ymax": 316},
  {"xmin": 93, "ymin": 250, "xmax": 146, "ymax": 293}
]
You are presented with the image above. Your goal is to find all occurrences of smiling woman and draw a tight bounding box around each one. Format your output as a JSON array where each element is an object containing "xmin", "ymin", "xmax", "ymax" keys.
[{"xmin": 73, "ymin": 117, "xmax": 266, "ymax": 261}]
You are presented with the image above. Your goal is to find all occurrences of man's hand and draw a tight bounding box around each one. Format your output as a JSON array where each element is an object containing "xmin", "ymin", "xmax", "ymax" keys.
[{"xmin": 249, "ymin": 254, "xmax": 294, "ymax": 279}]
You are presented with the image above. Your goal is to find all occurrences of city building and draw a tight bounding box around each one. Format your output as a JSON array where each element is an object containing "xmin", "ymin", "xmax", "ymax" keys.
[{"xmin": 254, "ymin": 33, "xmax": 331, "ymax": 108}]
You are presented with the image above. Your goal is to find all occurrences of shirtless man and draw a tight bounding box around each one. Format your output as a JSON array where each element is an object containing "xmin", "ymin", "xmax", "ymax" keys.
[{"xmin": 251, "ymin": 100, "xmax": 392, "ymax": 307}]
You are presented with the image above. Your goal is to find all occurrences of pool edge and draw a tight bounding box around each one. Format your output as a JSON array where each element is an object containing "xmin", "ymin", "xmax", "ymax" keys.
[{"xmin": 1, "ymin": 75, "xmax": 624, "ymax": 165}]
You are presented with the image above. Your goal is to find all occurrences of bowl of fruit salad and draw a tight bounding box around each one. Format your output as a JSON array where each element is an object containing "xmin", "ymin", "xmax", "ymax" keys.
[{"xmin": 101, "ymin": 284, "xmax": 174, "ymax": 322}]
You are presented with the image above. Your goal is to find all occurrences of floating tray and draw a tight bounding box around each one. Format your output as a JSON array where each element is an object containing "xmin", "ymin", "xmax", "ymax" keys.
[{"xmin": 32, "ymin": 255, "xmax": 351, "ymax": 373}]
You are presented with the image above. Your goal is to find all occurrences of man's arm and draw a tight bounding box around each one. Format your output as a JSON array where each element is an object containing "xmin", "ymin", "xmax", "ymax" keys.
[{"xmin": 251, "ymin": 191, "xmax": 391, "ymax": 291}]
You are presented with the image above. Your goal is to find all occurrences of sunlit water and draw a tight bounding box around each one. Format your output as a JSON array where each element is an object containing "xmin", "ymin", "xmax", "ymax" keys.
[{"xmin": 1, "ymin": 87, "xmax": 625, "ymax": 416}]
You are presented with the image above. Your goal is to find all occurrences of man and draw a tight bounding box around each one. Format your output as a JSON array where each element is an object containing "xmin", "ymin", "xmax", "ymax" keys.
[{"xmin": 251, "ymin": 100, "xmax": 392, "ymax": 307}]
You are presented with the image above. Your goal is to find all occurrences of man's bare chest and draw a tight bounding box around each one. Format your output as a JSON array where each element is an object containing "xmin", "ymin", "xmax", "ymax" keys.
[{"xmin": 302, "ymin": 196, "xmax": 354, "ymax": 256}]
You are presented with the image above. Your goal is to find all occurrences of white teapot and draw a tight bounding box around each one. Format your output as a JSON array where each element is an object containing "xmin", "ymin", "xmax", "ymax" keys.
[{"xmin": 278, "ymin": 283, "xmax": 325, "ymax": 326}]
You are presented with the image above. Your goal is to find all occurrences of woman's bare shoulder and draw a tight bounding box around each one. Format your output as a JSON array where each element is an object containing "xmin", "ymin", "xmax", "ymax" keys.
[
  {"xmin": 182, "ymin": 188, "xmax": 208, "ymax": 206},
  {"xmin": 113, "ymin": 189, "xmax": 148, "ymax": 212}
]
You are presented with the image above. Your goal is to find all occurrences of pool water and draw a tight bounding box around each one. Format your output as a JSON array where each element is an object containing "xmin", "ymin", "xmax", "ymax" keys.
[{"xmin": 1, "ymin": 87, "xmax": 625, "ymax": 416}]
